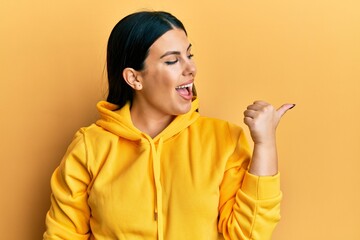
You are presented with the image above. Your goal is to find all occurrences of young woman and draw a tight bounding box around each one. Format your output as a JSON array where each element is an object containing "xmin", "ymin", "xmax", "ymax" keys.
[{"xmin": 44, "ymin": 11, "xmax": 294, "ymax": 240}]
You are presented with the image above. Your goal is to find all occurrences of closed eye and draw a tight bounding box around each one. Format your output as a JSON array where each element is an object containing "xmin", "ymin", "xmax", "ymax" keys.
[{"xmin": 165, "ymin": 59, "xmax": 179, "ymax": 65}]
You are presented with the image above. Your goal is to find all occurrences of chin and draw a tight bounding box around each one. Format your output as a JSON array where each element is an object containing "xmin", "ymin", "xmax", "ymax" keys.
[{"xmin": 175, "ymin": 104, "xmax": 192, "ymax": 115}]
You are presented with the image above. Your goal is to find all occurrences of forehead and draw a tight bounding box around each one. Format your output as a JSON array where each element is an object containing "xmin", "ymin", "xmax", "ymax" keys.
[{"xmin": 148, "ymin": 28, "xmax": 190, "ymax": 56}]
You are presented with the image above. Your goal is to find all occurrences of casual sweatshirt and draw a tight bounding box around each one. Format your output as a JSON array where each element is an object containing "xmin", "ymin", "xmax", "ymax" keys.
[{"xmin": 44, "ymin": 98, "xmax": 282, "ymax": 240}]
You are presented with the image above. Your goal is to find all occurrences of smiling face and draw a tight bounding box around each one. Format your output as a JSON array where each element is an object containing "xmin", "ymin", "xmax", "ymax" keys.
[{"xmin": 131, "ymin": 28, "xmax": 197, "ymax": 119}]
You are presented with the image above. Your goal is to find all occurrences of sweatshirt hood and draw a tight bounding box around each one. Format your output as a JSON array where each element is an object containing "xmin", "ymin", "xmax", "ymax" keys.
[{"xmin": 96, "ymin": 97, "xmax": 200, "ymax": 142}]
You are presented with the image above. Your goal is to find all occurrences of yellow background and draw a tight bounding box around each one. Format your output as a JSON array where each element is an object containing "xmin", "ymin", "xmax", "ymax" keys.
[{"xmin": 1, "ymin": 0, "xmax": 359, "ymax": 239}]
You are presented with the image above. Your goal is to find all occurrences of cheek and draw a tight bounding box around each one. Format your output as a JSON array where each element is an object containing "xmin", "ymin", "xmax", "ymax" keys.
[
  {"xmin": 143, "ymin": 66, "xmax": 180, "ymax": 93},
  {"xmin": 159, "ymin": 71, "xmax": 179, "ymax": 89}
]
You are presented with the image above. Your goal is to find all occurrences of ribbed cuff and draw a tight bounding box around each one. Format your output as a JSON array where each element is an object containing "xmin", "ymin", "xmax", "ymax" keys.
[{"xmin": 241, "ymin": 171, "xmax": 281, "ymax": 200}]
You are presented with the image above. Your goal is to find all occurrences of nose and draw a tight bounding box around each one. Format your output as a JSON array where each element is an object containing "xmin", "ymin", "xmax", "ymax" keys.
[{"xmin": 183, "ymin": 58, "xmax": 197, "ymax": 77}]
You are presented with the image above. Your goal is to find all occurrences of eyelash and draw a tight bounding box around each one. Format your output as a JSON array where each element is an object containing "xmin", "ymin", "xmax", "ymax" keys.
[{"xmin": 165, "ymin": 54, "xmax": 194, "ymax": 65}]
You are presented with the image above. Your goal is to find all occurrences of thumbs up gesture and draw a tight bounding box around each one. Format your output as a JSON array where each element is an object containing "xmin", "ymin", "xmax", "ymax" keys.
[
  {"xmin": 243, "ymin": 101, "xmax": 295, "ymax": 176},
  {"xmin": 244, "ymin": 101, "xmax": 295, "ymax": 144}
]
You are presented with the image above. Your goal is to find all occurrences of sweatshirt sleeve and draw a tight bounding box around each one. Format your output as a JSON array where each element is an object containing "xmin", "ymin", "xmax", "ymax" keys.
[
  {"xmin": 218, "ymin": 124, "xmax": 282, "ymax": 240},
  {"xmin": 43, "ymin": 129, "xmax": 91, "ymax": 240}
]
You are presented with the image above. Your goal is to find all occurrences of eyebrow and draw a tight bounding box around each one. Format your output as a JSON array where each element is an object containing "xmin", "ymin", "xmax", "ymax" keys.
[{"xmin": 160, "ymin": 44, "xmax": 192, "ymax": 59}]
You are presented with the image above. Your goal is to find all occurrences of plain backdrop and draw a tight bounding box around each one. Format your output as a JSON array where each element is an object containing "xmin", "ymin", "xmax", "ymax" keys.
[{"xmin": 1, "ymin": 0, "xmax": 359, "ymax": 239}]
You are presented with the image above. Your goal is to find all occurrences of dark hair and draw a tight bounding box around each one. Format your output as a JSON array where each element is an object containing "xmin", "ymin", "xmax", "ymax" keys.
[{"xmin": 106, "ymin": 11, "xmax": 187, "ymax": 108}]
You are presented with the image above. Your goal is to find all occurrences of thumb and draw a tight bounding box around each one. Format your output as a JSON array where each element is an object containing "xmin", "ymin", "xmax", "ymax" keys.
[{"xmin": 277, "ymin": 103, "xmax": 296, "ymax": 117}]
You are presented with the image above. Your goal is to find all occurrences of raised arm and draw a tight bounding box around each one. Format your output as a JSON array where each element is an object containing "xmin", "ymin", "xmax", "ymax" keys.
[{"xmin": 243, "ymin": 101, "xmax": 295, "ymax": 176}]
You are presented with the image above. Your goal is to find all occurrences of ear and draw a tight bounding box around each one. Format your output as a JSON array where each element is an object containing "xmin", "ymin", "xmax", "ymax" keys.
[{"xmin": 123, "ymin": 68, "xmax": 143, "ymax": 90}]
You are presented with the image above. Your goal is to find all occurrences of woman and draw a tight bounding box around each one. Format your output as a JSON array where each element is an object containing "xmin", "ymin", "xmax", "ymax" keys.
[{"xmin": 44, "ymin": 11, "xmax": 294, "ymax": 240}]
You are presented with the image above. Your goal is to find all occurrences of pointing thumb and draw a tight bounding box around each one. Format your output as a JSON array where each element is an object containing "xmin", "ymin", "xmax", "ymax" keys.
[{"xmin": 277, "ymin": 103, "xmax": 296, "ymax": 117}]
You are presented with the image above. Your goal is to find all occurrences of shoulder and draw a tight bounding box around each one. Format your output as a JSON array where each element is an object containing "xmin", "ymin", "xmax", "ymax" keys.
[
  {"xmin": 71, "ymin": 124, "xmax": 118, "ymax": 175},
  {"xmin": 195, "ymin": 116, "xmax": 244, "ymax": 134},
  {"xmin": 79, "ymin": 123, "xmax": 117, "ymax": 140},
  {"xmin": 70, "ymin": 124, "xmax": 118, "ymax": 156},
  {"xmin": 190, "ymin": 116, "xmax": 246, "ymax": 145}
]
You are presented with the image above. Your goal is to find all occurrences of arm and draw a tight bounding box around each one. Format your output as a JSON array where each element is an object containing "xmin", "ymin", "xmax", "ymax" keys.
[
  {"xmin": 218, "ymin": 101, "xmax": 294, "ymax": 239},
  {"xmin": 244, "ymin": 101, "xmax": 295, "ymax": 176},
  {"xmin": 218, "ymin": 126, "xmax": 282, "ymax": 240},
  {"xmin": 43, "ymin": 130, "xmax": 91, "ymax": 240}
]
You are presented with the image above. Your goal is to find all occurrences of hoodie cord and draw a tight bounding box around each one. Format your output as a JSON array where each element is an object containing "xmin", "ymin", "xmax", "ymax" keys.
[{"xmin": 149, "ymin": 137, "xmax": 164, "ymax": 240}]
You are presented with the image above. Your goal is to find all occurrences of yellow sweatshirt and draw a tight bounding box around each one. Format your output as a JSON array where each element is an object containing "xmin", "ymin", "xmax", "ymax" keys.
[{"xmin": 44, "ymin": 98, "xmax": 281, "ymax": 240}]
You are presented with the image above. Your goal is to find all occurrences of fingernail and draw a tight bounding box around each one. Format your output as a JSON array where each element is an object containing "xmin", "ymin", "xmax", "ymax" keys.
[{"xmin": 289, "ymin": 104, "xmax": 296, "ymax": 109}]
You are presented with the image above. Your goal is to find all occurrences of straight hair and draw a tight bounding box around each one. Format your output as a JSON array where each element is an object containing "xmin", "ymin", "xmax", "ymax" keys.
[{"xmin": 106, "ymin": 11, "xmax": 189, "ymax": 108}]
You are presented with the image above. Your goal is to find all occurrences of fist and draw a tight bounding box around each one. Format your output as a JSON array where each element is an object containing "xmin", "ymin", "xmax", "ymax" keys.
[{"xmin": 243, "ymin": 101, "xmax": 295, "ymax": 144}]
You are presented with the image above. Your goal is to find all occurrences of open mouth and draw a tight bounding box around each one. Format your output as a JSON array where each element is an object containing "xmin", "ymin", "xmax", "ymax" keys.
[{"xmin": 175, "ymin": 83, "xmax": 193, "ymax": 100}]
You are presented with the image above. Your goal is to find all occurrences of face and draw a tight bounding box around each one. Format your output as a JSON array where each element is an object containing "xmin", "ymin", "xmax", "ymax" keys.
[{"xmin": 133, "ymin": 28, "xmax": 197, "ymax": 118}]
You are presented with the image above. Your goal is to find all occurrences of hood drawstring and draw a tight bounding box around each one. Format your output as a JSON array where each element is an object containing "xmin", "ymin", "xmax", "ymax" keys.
[{"xmin": 148, "ymin": 136, "xmax": 164, "ymax": 240}]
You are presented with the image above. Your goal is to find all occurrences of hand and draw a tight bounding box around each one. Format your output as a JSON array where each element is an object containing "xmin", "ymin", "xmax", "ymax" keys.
[
  {"xmin": 243, "ymin": 101, "xmax": 295, "ymax": 176},
  {"xmin": 244, "ymin": 101, "xmax": 295, "ymax": 145}
]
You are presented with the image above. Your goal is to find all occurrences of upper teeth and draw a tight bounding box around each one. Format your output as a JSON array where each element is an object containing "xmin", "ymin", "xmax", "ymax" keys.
[{"xmin": 176, "ymin": 83, "xmax": 193, "ymax": 89}]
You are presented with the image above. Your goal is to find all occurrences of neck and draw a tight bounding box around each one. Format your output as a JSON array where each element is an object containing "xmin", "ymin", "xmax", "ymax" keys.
[{"xmin": 130, "ymin": 103, "xmax": 175, "ymax": 139}]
